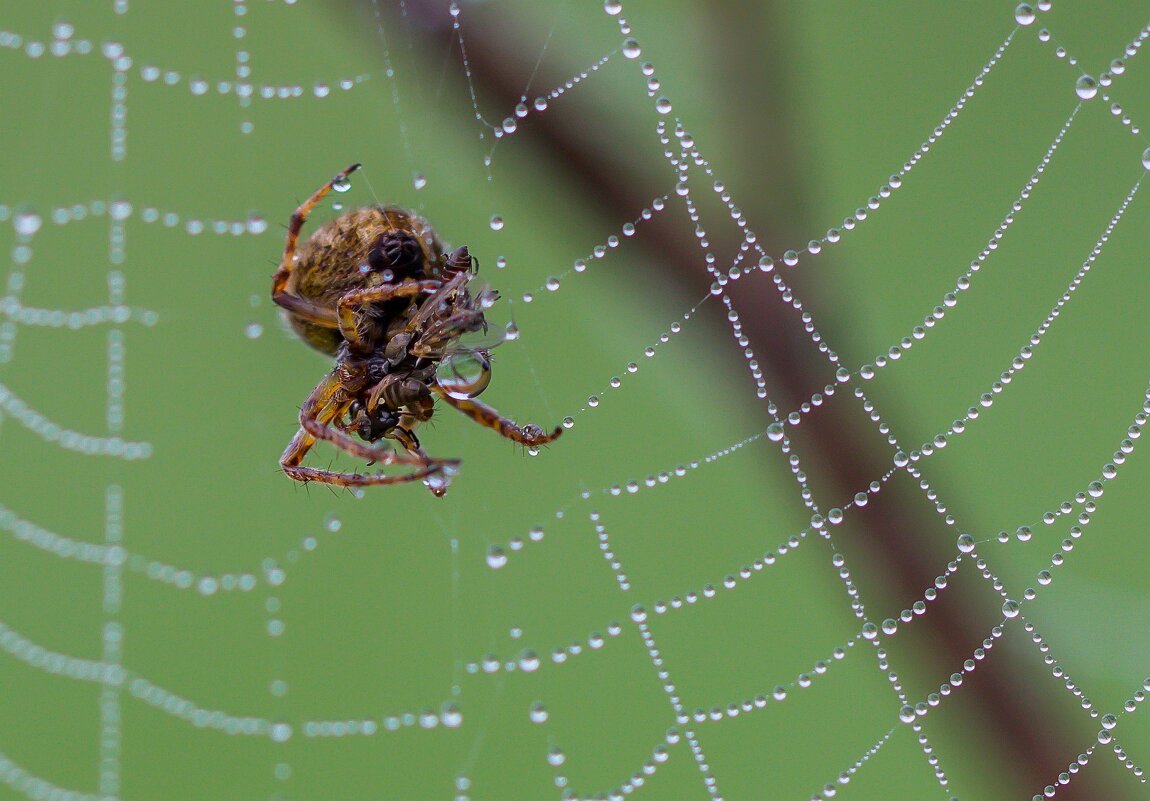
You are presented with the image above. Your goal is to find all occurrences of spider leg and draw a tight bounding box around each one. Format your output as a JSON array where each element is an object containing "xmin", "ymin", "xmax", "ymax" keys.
[
  {"xmin": 431, "ymin": 385, "xmax": 563, "ymax": 446},
  {"xmin": 270, "ymin": 163, "xmax": 361, "ymax": 327},
  {"xmin": 337, "ymin": 279, "xmax": 442, "ymax": 353},
  {"xmin": 299, "ymin": 413, "xmax": 451, "ymax": 471},
  {"xmin": 281, "ymin": 370, "xmax": 451, "ymax": 488}
]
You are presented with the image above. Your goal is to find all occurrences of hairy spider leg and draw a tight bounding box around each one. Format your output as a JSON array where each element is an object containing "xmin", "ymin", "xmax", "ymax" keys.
[
  {"xmin": 431, "ymin": 385, "xmax": 563, "ymax": 446},
  {"xmin": 282, "ymin": 370, "xmax": 449, "ymax": 487},
  {"xmin": 270, "ymin": 162, "xmax": 362, "ymax": 328},
  {"xmin": 336, "ymin": 279, "xmax": 443, "ymax": 353}
]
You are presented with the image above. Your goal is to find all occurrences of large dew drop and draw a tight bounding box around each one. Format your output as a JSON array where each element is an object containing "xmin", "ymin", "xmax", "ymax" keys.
[
  {"xmin": 1014, "ymin": 3, "xmax": 1036, "ymax": 25},
  {"xmin": 1074, "ymin": 74, "xmax": 1098, "ymax": 100},
  {"xmin": 436, "ymin": 352, "xmax": 491, "ymax": 399}
]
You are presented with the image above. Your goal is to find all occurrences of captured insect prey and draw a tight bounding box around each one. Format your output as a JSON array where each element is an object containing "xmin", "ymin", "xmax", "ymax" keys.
[{"xmin": 272, "ymin": 163, "xmax": 562, "ymax": 496}]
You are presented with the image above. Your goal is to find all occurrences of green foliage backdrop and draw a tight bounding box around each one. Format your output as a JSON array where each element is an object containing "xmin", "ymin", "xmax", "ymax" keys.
[{"xmin": 1, "ymin": 2, "xmax": 1148, "ymax": 800}]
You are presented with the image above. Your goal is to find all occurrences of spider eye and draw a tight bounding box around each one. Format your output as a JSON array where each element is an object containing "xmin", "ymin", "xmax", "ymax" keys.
[
  {"xmin": 369, "ymin": 231, "xmax": 423, "ymax": 276},
  {"xmin": 435, "ymin": 351, "xmax": 491, "ymax": 399}
]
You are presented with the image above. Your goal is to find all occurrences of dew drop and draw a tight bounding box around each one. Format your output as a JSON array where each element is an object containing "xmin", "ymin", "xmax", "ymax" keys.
[
  {"xmin": 1014, "ymin": 3, "xmax": 1036, "ymax": 25},
  {"xmin": 14, "ymin": 211, "xmax": 42, "ymax": 237},
  {"xmin": 413, "ymin": 173, "xmax": 427, "ymax": 190},
  {"xmin": 622, "ymin": 38, "xmax": 641, "ymax": 59},
  {"xmin": 957, "ymin": 533, "xmax": 976, "ymax": 553},
  {"xmin": 899, "ymin": 705, "xmax": 916, "ymax": 723},
  {"xmin": 1075, "ymin": 74, "xmax": 1098, "ymax": 100},
  {"xmin": 529, "ymin": 702, "xmax": 549, "ymax": 723},
  {"xmin": 604, "ymin": 0, "xmax": 622, "ymax": 14},
  {"xmin": 1142, "ymin": 147, "xmax": 1150, "ymax": 171},
  {"xmin": 1002, "ymin": 599, "xmax": 1020, "ymax": 618},
  {"xmin": 503, "ymin": 322, "xmax": 520, "ymax": 341},
  {"xmin": 562, "ymin": 416, "xmax": 575, "ymax": 429},
  {"xmin": 442, "ymin": 703, "xmax": 463, "ymax": 728},
  {"xmin": 519, "ymin": 650, "xmax": 540, "ymax": 672},
  {"xmin": 1100, "ymin": 713, "xmax": 1118, "ymax": 730},
  {"xmin": 244, "ymin": 321, "xmax": 263, "ymax": 339},
  {"xmin": 489, "ymin": 214, "xmax": 505, "ymax": 231},
  {"xmin": 545, "ymin": 277, "xmax": 560, "ymax": 291},
  {"xmin": 655, "ymin": 96, "xmax": 672, "ymax": 114},
  {"xmin": 331, "ymin": 175, "xmax": 352, "ymax": 193},
  {"xmin": 436, "ymin": 352, "xmax": 491, "ymax": 399},
  {"xmin": 588, "ymin": 395, "xmax": 600, "ymax": 407},
  {"xmin": 486, "ymin": 546, "xmax": 508, "ymax": 569}
]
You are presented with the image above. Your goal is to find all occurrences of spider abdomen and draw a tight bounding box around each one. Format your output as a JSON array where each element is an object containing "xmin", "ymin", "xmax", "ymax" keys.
[{"xmin": 284, "ymin": 206, "xmax": 448, "ymax": 356}]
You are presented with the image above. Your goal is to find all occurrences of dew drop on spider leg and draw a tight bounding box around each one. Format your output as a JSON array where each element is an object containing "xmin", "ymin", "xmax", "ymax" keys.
[
  {"xmin": 436, "ymin": 352, "xmax": 491, "ymax": 399},
  {"xmin": 332, "ymin": 174, "xmax": 353, "ymax": 193}
]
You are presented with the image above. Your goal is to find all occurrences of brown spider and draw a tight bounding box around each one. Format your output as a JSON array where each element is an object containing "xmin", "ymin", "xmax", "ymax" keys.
[{"xmin": 273, "ymin": 163, "xmax": 562, "ymax": 496}]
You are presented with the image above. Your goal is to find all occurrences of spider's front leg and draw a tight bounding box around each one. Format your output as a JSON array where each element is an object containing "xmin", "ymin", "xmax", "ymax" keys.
[
  {"xmin": 431, "ymin": 385, "xmax": 563, "ymax": 446},
  {"xmin": 270, "ymin": 163, "xmax": 361, "ymax": 328}
]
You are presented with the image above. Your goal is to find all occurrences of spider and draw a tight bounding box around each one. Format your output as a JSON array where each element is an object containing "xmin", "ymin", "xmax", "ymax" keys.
[{"xmin": 273, "ymin": 163, "xmax": 562, "ymax": 496}]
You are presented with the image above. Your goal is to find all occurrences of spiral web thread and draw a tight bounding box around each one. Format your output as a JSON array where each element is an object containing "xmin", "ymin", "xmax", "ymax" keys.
[{"xmin": 2, "ymin": 1, "xmax": 1150, "ymax": 800}]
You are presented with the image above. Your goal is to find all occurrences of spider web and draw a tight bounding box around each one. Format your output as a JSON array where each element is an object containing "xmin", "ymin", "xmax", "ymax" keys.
[{"xmin": 1, "ymin": 1, "xmax": 1149, "ymax": 799}]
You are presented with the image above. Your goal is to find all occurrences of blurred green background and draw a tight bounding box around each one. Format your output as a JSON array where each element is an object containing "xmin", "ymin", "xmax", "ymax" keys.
[{"xmin": 2, "ymin": 1, "xmax": 1149, "ymax": 799}]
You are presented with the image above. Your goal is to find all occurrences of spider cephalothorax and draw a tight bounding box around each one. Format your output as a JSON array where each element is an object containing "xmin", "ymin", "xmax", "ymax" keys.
[{"xmin": 272, "ymin": 163, "xmax": 561, "ymax": 495}]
